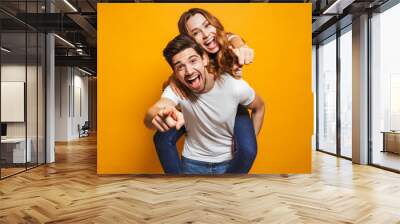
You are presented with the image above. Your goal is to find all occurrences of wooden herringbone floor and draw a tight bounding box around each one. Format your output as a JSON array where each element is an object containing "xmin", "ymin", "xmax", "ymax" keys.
[{"xmin": 1, "ymin": 134, "xmax": 400, "ymax": 224}]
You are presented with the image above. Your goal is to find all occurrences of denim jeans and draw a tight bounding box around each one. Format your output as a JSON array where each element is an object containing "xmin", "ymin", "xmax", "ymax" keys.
[
  {"xmin": 153, "ymin": 105, "xmax": 257, "ymax": 174},
  {"xmin": 181, "ymin": 157, "xmax": 231, "ymax": 174}
]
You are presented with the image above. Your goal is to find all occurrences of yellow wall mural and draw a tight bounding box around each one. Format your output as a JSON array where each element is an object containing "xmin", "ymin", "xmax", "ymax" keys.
[{"xmin": 98, "ymin": 3, "xmax": 313, "ymax": 174}]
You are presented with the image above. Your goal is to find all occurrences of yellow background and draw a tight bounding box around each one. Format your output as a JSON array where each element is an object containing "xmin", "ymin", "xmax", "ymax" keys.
[{"xmin": 98, "ymin": 3, "xmax": 312, "ymax": 174}]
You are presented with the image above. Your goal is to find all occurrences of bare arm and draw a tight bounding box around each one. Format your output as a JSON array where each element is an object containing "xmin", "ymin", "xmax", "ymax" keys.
[
  {"xmin": 228, "ymin": 34, "xmax": 246, "ymax": 48},
  {"xmin": 144, "ymin": 98, "xmax": 184, "ymax": 132},
  {"xmin": 246, "ymin": 94, "xmax": 265, "ymax": 135},
  {"xmin": 164, "ymin": 74, "xmax": 190, "ymax": 100},
  {"xmin": 227, "ymin": 33, "xmax": 254, "ymax": 65}
]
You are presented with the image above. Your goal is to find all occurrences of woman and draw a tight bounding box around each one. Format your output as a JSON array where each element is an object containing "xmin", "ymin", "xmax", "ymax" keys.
[{"xmin": 154, "ymin": 8, "xmax": 257, "ymax": 174}]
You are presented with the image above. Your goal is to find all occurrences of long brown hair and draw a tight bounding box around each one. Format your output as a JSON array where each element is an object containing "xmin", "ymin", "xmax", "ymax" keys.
[{"xmin": 178, "ymin": 8, "xmax": 238, "ymax": 79}]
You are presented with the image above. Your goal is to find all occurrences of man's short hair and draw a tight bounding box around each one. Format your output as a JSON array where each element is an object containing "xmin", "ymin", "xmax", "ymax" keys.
[{"xmin": 163, "ymin": 34, "xmax": 205, "ymax": 68}]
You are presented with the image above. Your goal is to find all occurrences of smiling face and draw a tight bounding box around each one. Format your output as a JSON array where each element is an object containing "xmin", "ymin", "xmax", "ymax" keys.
[
  {"xmin": 185, "ymin": 13, "xmax": 220, "ymax": 54},
  {"xmin": 171, "ymin": 47, "xmax": 209, "ymax": 93}
]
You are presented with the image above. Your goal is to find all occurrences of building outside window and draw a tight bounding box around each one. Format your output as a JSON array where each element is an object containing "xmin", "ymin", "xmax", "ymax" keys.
[{"xmin": 371, "ymin": 3, "xmax": 400, "ymax": 171}]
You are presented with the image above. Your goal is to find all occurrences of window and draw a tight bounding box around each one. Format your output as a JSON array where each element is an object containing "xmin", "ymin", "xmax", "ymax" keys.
[
  {"xmin": 370, "ymin": 2, "xmax": 400, "ymax": 171},
  {"xmin": 317, "ymin": 35, "xmax": 337, "ymax": 154},
  {"xmin": 339, "ymin": 28, "xmax": 352, "ymax": 158},
  {"xmin": 0, "ymin": 1, "xmax": 46, "ymax": 179}
]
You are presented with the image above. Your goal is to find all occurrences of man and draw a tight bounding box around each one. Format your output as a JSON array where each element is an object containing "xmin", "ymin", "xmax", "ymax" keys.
[{"xmin": 144, "ymin": 35, "xmax": 265, "ymax": 174}]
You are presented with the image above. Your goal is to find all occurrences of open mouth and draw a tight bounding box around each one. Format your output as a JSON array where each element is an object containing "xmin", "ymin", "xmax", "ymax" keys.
[
  {"xmin": 204, "ymin": 37, "xmax": 217, "ymax": 50},
  {"xmin": 185, "ymin": 74, "xmax": 201, "ymax": 89}
]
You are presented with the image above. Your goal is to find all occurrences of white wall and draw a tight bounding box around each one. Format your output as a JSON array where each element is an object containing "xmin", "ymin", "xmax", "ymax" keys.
[
  {"xmin": 1, "ymin": 64, "xmax": 39, "ymax": 137},
  {"xmin": 55, "ymin": 67, "xmax": 69, "ymax": 141},
  {"xmin": 72, "ymin": 73, "xmax": 89, "ymax": 138},
  {"xmin": 55, "ymin": 67, "xmax": 89, "ymax": 141}
]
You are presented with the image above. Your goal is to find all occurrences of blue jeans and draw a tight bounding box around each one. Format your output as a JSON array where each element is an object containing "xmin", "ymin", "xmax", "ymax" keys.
[
  {"xmin": 153, "ymin": 106, "xmax": 257, "ymax": 174},
  {"xmin": 181, "ymin": 157, "xmax": 231, "ymax": 174}
]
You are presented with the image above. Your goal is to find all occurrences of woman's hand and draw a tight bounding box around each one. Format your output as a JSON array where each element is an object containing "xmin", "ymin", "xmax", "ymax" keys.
[{"xmin": 230, "ymin": 45, "xmax": 254, "ymax": 65}]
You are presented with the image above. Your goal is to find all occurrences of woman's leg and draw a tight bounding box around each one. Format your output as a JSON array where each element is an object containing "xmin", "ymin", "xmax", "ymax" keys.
[
  {"xmin": 153, "ymin": 127, "xmax": 186, "ymax": 174},
  {"xmin": 226, "ymin": 106, "xmax": 257, "ymax": 174}
]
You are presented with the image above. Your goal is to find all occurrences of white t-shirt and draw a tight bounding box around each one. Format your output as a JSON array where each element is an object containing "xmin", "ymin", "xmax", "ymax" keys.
[{"xmin": 161, "ymin": 74, "xmax": 255, "ymax": 163}]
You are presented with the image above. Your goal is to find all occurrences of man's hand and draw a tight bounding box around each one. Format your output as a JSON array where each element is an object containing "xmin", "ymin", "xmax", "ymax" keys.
[{"xmin": 151, "ymin": 106, "xmax": 184, "ymax": 132}]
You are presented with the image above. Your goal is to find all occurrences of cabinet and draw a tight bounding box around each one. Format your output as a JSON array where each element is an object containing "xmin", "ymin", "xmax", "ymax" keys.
[
  {"xmin": 382, "ymin": 132, "xmax": 400, "ymax": 154},
  {"xmin": 0, "ymin": 138, "xmax": 32, "ymax": 165}
]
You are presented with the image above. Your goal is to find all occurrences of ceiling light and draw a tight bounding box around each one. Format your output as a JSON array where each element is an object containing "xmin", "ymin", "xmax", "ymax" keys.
[
  {"xmin": 63, "ymin": 0, "xmax": 78, "ymax": 12},
  {"xmin": 76, "ymin": 48, "xmax": 85, "ymax": 55},
  {"xmin": 54, "ymin": 34, "xmax": 75, "ymax": 48},
  {"xmin": 322, "ymin": 0, "xmax": 355, "ymax": 15},
  {"xmin": 1, "ymin": 47, "xmax": 11, "ymax": 53},
  {"xmin": 78, "ymin": 67, "xmax": 93, "ymax": 76}
]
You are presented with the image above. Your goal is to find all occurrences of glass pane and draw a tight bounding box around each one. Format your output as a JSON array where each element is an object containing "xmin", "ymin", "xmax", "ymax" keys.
[
  {"xmin": 38, "ymin": 32, "xmax": 45, "ymax": 165},
  {"xmin": 318, "ymin": 36, "xmax": 337, "ymax": 154},
  {"xmin": 0, "ymin": 1, "xmax": 46, "ymax": 178},
  {"xmin": 340, "ymin": 29, "xmax": 352, "ymax": 158},
  {"xmin": 1, "ymin": 31, "xmax": 27, "ymax": 177},
  {"xmin": 27, "ymin": 31, "xmax": 38, "ymax": 169},
  {"xmin": 26, "ymin": 0, "xmax": 39, "ymax": 169},
  {"xmin": 312, "ymin": 45, "xmax": 317, "ymax": 151},
  {"xmin": 371, "ymin": 3, "xmax": 400, "ymax": 171}
]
